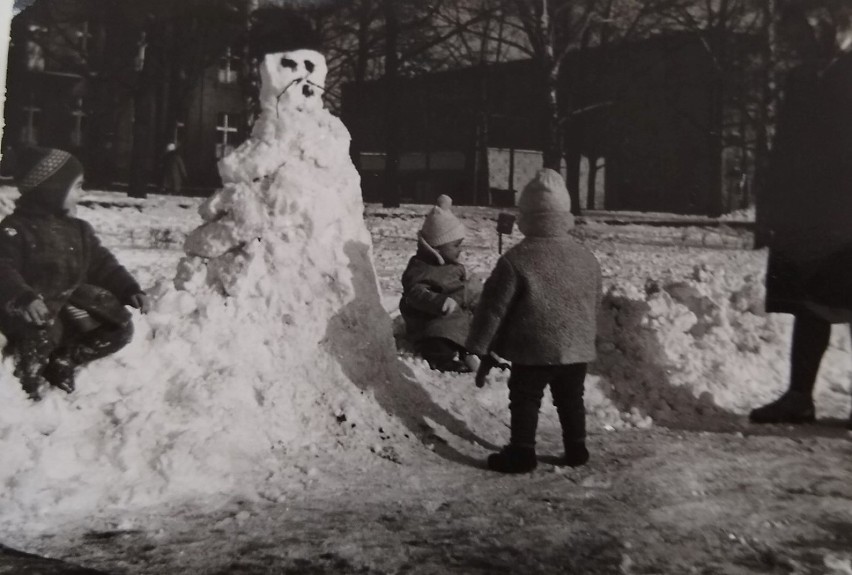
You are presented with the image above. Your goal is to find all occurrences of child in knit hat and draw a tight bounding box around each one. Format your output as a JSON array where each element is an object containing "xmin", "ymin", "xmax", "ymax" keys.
[
  {"xmin": 467, "ymin": 169, "xmax": 602, "ymax": 473},
  {"xmin": 0, "ymin": 147, "xmax": 149, "ymax": 400},
  {"xmin": 400, "ymin": 194, "xmax": 482, "ymax": 373}
]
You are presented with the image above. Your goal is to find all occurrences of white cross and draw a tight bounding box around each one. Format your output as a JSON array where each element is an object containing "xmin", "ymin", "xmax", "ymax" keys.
[{"xmin": 216, "ymin": 113, "xmax": 239, "ymax": 157}]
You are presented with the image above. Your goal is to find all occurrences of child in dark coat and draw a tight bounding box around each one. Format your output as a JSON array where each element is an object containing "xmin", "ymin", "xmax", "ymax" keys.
[
  {"xmin": 0, "ymin": 147, "xmax": 149, "ymax": 400},
  {"xmin": 400, "ymin": 195, "xmax": 481, "ymax": 373},
  {"xmin": 467, "ymin": 169, "xmax": 602, "ymax": 473}
]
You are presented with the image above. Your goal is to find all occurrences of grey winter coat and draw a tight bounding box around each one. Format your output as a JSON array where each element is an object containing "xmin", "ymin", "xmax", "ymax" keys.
[
  {"xmin": 400, "ymin": 248, "xmax": 482, "ymax": 348},
  {"xmin": 466, "ymin": 235, "xmax": 602, "ymax": 365}
]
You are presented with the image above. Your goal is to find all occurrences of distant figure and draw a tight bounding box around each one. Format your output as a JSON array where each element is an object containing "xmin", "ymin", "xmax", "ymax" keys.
[
  {"xmin": 467, "ymin": 169, "xmax": 602, "ymax": 473},
  {"xmin": 751, "ymin": 4, "xmax": 852, "ymax": 427},
  {"xmin": 161, "ymin": 143, "xmax": 188, "ymax": 195},
  {"xmin": 399, "ymin": 194, "xmax": 482, "ymax": 373},
  {"xmin": 0, "ymin": 147, "xmax": 149, "ymax": 400}
]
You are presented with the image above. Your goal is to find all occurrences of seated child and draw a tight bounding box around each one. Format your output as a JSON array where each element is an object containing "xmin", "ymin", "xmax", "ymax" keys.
[
  {"xmin": 0, "ymin": 147, "xmax": 149, "ymax": 400},
  {"xmin": 400, "ymin": 194, "xmax": 481, "ymax": 373},
  {"xmin": 467, "ymin": 169, "xmax": 602, "ymax": 473}
]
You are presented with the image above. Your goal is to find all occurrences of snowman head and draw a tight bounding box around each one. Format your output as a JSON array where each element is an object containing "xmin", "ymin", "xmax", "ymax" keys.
[
  {"xmin": 249, "ymin": 8, "xmax": 325, "ymax": 113},
  {"xmin": 259, "ymin": 49, "xmax": 327, "ymax": 112}
]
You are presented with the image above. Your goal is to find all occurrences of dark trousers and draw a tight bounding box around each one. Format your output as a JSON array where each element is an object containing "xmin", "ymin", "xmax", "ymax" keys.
[
  {"xmin": 508, "ymin": 363, "xmax": 588, "ymax": 449},
  {"xmin": 788, "ymin": 312, "xmax": 833, "ymax": 396},
  {"xmin": 12, "ymin": 319, "xmax": 134, "ymax": 390}
]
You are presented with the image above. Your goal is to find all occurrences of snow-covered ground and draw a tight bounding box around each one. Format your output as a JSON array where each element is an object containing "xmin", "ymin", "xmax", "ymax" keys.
[{"xmin": 0, "ymin": 187, "xmax": 851, "ymax": 574}]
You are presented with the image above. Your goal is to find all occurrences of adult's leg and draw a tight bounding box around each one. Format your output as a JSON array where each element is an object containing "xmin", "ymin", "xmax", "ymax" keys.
[
  {"xmin": 788, "ymin": 313, "xmax": 831, "ymax": 395},
  {"xmin": 750, "ymin": 312, "xmax": 831, "ymax": 423},
  {"xmin": 550, "ymin": 363, "xmax": 590, "ymax": 466}
]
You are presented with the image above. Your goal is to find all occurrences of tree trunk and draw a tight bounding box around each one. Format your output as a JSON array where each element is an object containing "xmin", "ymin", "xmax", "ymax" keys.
[
  {"xmin": 753, "ymin": 0, "xmax": 777, "ymax": 248},
  {"xmin": 381, "ymin": 0, "xmax": 401, "ymax": 208},
  {"xmin": 129, "ymin": 20, "xmax": 160, "ymax": 199},
  {"xmin": 542, "ymin": 62, "xmax": 562, "ymax": 171},
  {"xmin": 348, "ymin": 1, "xmax": 373, "ymax": 170}
]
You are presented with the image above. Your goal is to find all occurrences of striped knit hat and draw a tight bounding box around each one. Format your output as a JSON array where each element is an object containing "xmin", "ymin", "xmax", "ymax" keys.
[{"xmin": 14, "ymin": 147, "xmax": 84, "ymax": 213}]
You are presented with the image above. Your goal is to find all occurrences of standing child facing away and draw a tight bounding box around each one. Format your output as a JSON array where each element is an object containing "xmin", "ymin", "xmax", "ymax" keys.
[
  {"xmin": 467, "ymin": 169, "xmax": 602, "ymax": 473},
  {"xmin": 0, "ymin": 147, "xmax": 149, "ymax": 401},
  {"xmin": 400, "ymin": 194, "xmax": 481, "ymax": 373}
]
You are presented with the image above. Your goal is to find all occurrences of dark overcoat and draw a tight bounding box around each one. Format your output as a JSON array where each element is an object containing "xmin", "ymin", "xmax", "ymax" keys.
[
  {"xmin": 0, "ymin": 209, "xmax": 141, "ymax": 341},
  {"xmin": 760, "ymin": 52, "xmax": 852, "ymax": 317}
]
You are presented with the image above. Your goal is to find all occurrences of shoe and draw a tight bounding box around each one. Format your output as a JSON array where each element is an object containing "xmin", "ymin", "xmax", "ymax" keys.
[
  {"xmin": 43, "ymin": 356, "xmax": 76, "ymax": 394},
  {"xmin": 749, "ymin": 391, "xmax": 815, "ymax": 424},
  {"xmin": 561, "ymin": 442, "xmax": 590, "ymax": 467},
  {"xmin": 487, "ymin": 445, "xmax": 537, "ymax": 474}
]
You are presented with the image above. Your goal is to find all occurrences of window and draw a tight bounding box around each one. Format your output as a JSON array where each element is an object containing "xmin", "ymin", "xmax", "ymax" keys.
[
  {"xmin": 173, "ymin": 121, "xmax": 186, "ymax": 147},
  {"xmin": 76, "ymin": 21, "xmax": 91, "ymax": 54},
  {"xmin": 70, "ymin": 98, "xmax": 86, "ymax": 147},
  {"xmin": 134, "ymin": 32, "xmax": 146, "ymax": 72},
  {"xmin": 215, "ymin": 113, "xmax": 240, "ymax": 159},
  {"xmin": 218, "ymin": 47, "xmax": 239, "ymax": 84},
  {"xmin": 26, "ymin": 40, "xmax": 44, "ymax": 71},
  {"xmin": 21, "ymin": 95, "xmax": 41, "ymax": 145}
]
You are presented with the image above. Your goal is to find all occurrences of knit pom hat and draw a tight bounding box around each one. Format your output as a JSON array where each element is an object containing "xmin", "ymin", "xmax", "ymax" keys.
[
  {"xmin": 419, "ymin": 194, "xmax": 466, "ymax": 248},
  {"xmin": 14, "ymin": 146, "xmax": 84, "ymax": 214},
  {"xmin": 517, "ymin": 169, "xmax": 574, "ymax": 237}
]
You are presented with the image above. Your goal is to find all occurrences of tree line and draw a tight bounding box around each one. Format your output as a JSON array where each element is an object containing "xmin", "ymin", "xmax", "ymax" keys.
[{"xmin": 12, "ymin": 0, "xmax": 802, "ymax": 210}]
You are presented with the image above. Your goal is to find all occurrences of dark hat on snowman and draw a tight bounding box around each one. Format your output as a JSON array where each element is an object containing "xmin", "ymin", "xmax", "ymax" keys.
[
  {"xmin": 14, "ymin": 146, "xmax": 83, "ymax": 214},
  {"xmin": 249, "ymin": 8, "xmax": 322, "ymax": 60}
]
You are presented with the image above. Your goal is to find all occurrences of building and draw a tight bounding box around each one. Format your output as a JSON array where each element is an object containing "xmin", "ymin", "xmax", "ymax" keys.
[
  {"xmin": 343, "ymin": 34, "xmax": 755, "ymax": 215},
  {"xmin": 2, "ymin": 0, "xmax": 248, "ymax": 193}
]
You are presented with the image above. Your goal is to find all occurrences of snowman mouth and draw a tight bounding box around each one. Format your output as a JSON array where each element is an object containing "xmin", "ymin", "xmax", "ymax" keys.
[{"xmin": 275, "ymin": 78, "xmax": 327, "ymax": 116}]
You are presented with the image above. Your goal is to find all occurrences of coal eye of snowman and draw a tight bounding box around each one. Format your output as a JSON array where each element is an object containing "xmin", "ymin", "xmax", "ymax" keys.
[
  {"xmin": 305, "ymin": 60, "xmax": 315, "ymax": 73},
  {"xmin": 280, "ymin": 58, "xmax": 298, "ymax": 69}
]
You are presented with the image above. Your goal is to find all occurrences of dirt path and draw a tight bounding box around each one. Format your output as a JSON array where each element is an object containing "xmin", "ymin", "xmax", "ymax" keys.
[{"xmin": 9, "ymin": 426, "xmax": 851, "ymax": 574}]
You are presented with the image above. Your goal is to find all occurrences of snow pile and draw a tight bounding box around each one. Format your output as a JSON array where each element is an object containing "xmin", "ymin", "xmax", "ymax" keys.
[
  {"xmin": 594, "ymin": 263, "xmax": 852, "ymax": 427},
  {"xmin": 0, "ymin": 77, "xmax": 418, "ymax": 527}
]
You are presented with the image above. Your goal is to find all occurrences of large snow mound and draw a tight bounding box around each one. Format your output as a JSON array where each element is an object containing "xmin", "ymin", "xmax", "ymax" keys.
[{"xmin": 0, "ymin": 104, "xmax": 437, "ymax": 528}]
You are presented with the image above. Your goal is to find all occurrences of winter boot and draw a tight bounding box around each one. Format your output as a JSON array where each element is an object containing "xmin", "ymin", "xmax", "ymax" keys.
[
  {"xmin": 14, "ymin": 365, "xmax": 47, "ymax": 401},
  {"xmin": 749, "ymin": 391, "xmax": 815, "ymax": 424},
  {"xmin": 43, "ymin": 354, "xmax": 77, "ymax": 394},
  {"xmin": 487, "ymin": 444, "xmax": 537, "ymax": 474},
  {"xmin": 561, "ymin": 441, "xmax": 590, "ymax": 468}
]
